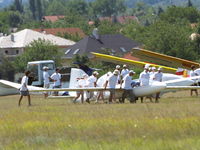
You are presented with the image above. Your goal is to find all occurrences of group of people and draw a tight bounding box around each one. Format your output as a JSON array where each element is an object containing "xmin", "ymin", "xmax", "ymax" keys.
[{"xmin": 73, "ymin": 64, "xmax": 163, "ymax": 104}]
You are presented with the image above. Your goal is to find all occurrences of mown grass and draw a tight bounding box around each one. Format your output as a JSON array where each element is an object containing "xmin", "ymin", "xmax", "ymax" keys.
[{"xmin": 0, "ymin": 91, "xmax": 200, "ymax": 150}]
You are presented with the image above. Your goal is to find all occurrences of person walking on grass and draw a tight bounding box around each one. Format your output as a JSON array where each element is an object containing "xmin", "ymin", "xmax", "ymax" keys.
[
  {"xmin": 190, "ymin": 65, "xmax": 198, "ymax": 96},
  {"xmin": 104, "ymin": 70, "xmax": 119, "ymax": 103},
  {"xmin": 43, "ymin": 66, "xmax": 51, "ymax": 98},
  {"xmin": 51, "ymin": 68, "xmax": 61, "ymax": 96},
  {"xmin": 18, "ymin": 70, "xmax": 31, "ymax": 106}
]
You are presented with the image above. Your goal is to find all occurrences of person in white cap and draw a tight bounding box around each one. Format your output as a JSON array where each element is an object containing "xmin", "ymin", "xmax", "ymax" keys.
[
  {"xmin": 85, "ymin": 71, "xmax": 99, "ymax": 103},
  {"xmin": 121, "ymin": 64, "xmax": 130, "ymax": 78},
  {"xmin": 194, "ymin": 64, "xmax": 200, "ymax": 87},
  {"xmin": 43, "ymin": 66, "xmax": 50, "ymax": 98},
  {"xmin": 139, "ymin": 66, "xmax": 150, "ymax": 86},
  {"xmin": 150, "ymin": 66, "xmax": 156, "ymax": 81},
  {"xmin": 104, "ymin": 70, "xmax": 119, "ymax": 103},
  {"xmin": 115, "ymin": 65, "xmax": 122, "ymax": 84},
  {"xmin": 153, "ymin": 67, "xmax": 163, "ymax": 102},
  {"xmin": 73, "ymin": 74, "xmax": 88, "ymax": 103},
  {"xmin": 120, "ymin": 70, "xmax": 136, "ymax": 103}
]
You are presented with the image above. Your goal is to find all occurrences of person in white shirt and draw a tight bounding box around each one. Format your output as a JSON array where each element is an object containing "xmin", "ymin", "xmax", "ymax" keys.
[
  {"xmin": 150, "ymin": 67, "xmax": 156, "ymax": 81},
  {"xmin": 120, "ymin": 70, "xmax": 136, "ymax": 103},
  {"xmin": 104, "ymin": 70, "xmax": 119, "ymax": 103},
  {"xmin": 194, "ymin": 65, "xmax": 200, "ymax": 86},
  {"xmin": 51, "ymin": 68, "xmax": 61, "ymax": 96},
  {"xmin": 139, "ymin": 67, "xmax": 150, "ymax": 86},
  {"xmin": 153, "ymin": 67, "xmax": 163, "ymax": 102},
  {"xmin": 43, "ymin": 66, "xmax": 51, "ymax": 98},
  {"xmin": 85, "ymin": 71, "xmax": 99, "ymax": 103},
  {"xmin": 121, "ymin": 64, "xmax": 130, "ymax": 79},
  {"xmin": 190, "ymin": 65, "xmax": 198, "ymax": 96},
  {"xmin": 18, "ymin": 70, "xmax": 31, "ymax": 106},
  {"xmin": 73, "ymin": 74, "xmax": 88, "ymax": 103},
  {"xmin": 139, "ymin": 67, "xmax": 150, "ymax": 103}
]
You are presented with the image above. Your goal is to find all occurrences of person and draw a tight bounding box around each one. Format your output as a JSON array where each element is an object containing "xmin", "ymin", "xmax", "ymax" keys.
[
  {"xmin": 43, "ymin": 66, "xmax": 50, "ymax": 98},
  {"xmin": 121, "ymin": 64, "xmax": 129, "ymax": 78},
  {"xmin": 150, "ymin": 67, "xmax": 156, "ymax": 81},
  {"xmin": 104, "ymin": 70, "xmax": 119, "ymax": 103},
  {"xmin": 139, "ymin": 67, "xmax": 150, "ymax": 86},
  {"xmin": 194, "ymin": 65, "xmax": 200, "ymax": 86},
  {"xmin": 115, "ymin": 65, "xmax": 122, "ymax": 84},
  {"xmin": 73, "ymin": 74, "xmax": 88, "ymax": 103},
  {"xmin": 85, "ymin": 71, "xmax": 99, "ymax": 103},
  {"xmin": 121, "ymin": 70, "xmax": 136, "ymax": 103},
  {"xmin": 51, "ymin": 68, "xmax": 61, "ymax": 96},
  {"xmin": 190, "ymin": 65, "xmax": 198, "ymax": 96},
  {"xmin": 18, "ymin": 70, "xmax": 31, "ymax": 106},
  {"xmin": 153, "ymin": 67, "xmax": 163, "ymax": 102},
  {"xmin": 139, "ymin": 66, "xmax": 150, "ymax": 103}
]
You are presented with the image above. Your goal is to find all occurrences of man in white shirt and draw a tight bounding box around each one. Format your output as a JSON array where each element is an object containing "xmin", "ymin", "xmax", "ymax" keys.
[
  {"xmin": 43, "ymin": 66, "xmax": 50, "ymax": 98},
  {"xmin": 104, "ymin": 70, "xmax": 119, "ymax": 103},
  {"xmin": 85, "ymin": 71, "xmax": 99, "ymax": 103},
  {"xmin": 120, "ymin": 70, "xmax": 136, "ymax": 103},
  {"xmin": 194, "ymin": 65, "xmax": 200, "ymax": 86},
  {"xmin": 73, "ymin": 74, "xmax": 88, "ymax": 103},
  {"xmin": 153, "ymin": 67, "xmax": 163, "ymax": 102},
  {"xmin": 190, "ymin": 65, "xmax": 198, "ymax": 96},
  {"xmin": 121, "ymin": 64, "xmax": 130, "ymax": 79},
  {"xmin": 18, "ymin": 70, "xmax": 31, "ymax": 106},
  {"xmin": 51, "ymin": 68, "xmax": 61, "ymax": 96},
  {"xmin": 150, "ymin": 67, "xmax": 156, "ymax": 81},
  {"xmin": 139, "ymin": 67, "xmax": 150, "ymax": 86}
]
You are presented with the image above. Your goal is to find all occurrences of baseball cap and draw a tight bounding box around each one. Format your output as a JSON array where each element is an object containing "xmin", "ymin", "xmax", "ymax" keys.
[
  {"xmin": 113, "ymin": 70, "xmax": 119, "ymax": 75},
  {"xmin": 116, "ymin": 65, "xmax": 121, "ymax": 69},
  {"xmin": 129, "ymin": 70, "xmax": 135, "ymax": 74},
  {"xmin": 123, "ymin": 64, "xmax": 127, "ymax": 68},
  {"xmin": 93, "ymin": 71, "xmax": 99, "ymax": 75}
]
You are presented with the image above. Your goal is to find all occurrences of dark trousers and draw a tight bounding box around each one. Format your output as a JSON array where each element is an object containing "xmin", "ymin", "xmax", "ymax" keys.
[{"xmin": 122, "ymin": 89, "xmax": 136, "ymax": 103}]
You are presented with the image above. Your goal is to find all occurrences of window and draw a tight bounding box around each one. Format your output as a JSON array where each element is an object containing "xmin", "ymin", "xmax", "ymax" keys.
[
  {"xmin": 16, "ymin": 50, "xmax": 19, "ymax": 54},
  {"xmin": 65, "ymin": 49, "xmax": 71, "ymax": 55},
  {"xmin": 120, "ymin": 47, "xmax": 127, "ymax": 52},
  {"xmin": 40, "ymin": 63, "xmax": 55, "ymax": 70},
  {"xmin": 73, "ymin": 49, "xmax": 80, "ymax": 55},
  {"xmin": 5, "ymin": 50, "xmax": 8, "ymax": 54}
]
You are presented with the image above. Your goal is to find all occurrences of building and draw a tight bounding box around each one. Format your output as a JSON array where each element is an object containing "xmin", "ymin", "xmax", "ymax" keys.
[
  {"xmin": 42, "ymin": 15, "xmax": 65, "ymax": 22},
  {"xmin": 33, "ymin": 28, "xmax": 85, "ymax": 38},
  {"xmin": 0, "ymin": 29, "xmax": 75, "ymax": 61},
  {"xmin": 63, "ymin": 29, "xmax": 141, "ymax": 65}
]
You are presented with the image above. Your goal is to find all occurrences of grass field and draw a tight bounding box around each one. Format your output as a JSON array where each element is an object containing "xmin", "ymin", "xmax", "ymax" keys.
[{"xmin": 0, "ymin": 91, "xmax": 200, "ymax": 150}]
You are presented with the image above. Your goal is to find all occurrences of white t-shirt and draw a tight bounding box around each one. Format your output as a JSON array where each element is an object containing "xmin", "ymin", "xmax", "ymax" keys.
[
  {"xmin": 153, "ymin": 72, "xmax": 163, "ymax": 82},
  {"xmin": 86, "ymin": 75, "xmax": 97, "ymax": 87},
  {"xmin": 20, "ymin": 76, "xmax": 28, "ymax": 91},
  {"xmin": 122, "ymin": 74, "xmax": 133, "ymax": 90},
  {"xmin": 150, "ymin": 71, "xmax": 156, "ymax": 81},
  {"xmin": 43, "ymin": 71, "xmax": 50, "ymax": 84},
  {"xmin": 121, "ymin": 69, "xmax": 129, "ymax": 78},
  {"xmin": 139, "ymin": 71, "xmax": 150, "ymax": 86},
  {"xmin": 77, "ymin": 79, "xmax": 86, "ymax": 88},
  {"xmin": 190, "ymin": 70, "xmax": 198, "ymax": 83},
  {"xmin": 107, "ymin": 74, "xmax": 118, "ymax": 88},
  {"xmin": 194, "ymin": 68, "xmax": 200, "ymax": 82},
  {"xmin": 51, "ymin": 73, "xmax": 61, "ymax": 86}
]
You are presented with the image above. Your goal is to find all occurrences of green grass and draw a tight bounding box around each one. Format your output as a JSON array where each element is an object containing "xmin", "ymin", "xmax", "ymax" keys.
[{"xmin": 0, "ymin": 92, "xmax": 200, "ymax": 150}]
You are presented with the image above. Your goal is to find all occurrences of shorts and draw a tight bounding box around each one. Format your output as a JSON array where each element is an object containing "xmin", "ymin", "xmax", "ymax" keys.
[
  {"xmin": 44, "ymin": 84, "xmax": 50, "ymax": 89},
  {"xmin": 53, "ymin": 85, "xmax": 61, "ymax": 95},
  {"xmin": 20, "ymin": 91, "xmax": 29, "ymax": 96},
  {"xmin": 108, "ymin": 88, "xmax": 115, "ymax": 95}
]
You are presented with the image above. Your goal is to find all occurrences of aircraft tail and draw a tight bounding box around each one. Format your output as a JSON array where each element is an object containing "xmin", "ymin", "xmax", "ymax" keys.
[{"xmin": 68, "ymin": 68, "xmax": 87, "ymax": 96}]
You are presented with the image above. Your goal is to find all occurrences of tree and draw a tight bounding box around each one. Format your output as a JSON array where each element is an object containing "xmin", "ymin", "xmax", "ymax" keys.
[
  {"xmin": 29, "ymin": 0, "xmax": 36, "ymax": 20},
  {"xmin": 187, "ymin": 0, "xmax": 193, "ymax": 7},
  {"xmin": 14, "ymin": 0, "xmax": 23, "ymax": 13},
  {"xmin": 36, "ymin": 0, "xmax": 43, "ymax": 20},
  {"xmin": 0, "ymin": 57, "xmax": 15, "ymax": 81},
  {"xmin": 15, "ymin": 39, "xmax": 62, "ymax": 72},
  {"xmin": 66, "ymin": 0, "xmax": 89, "ymax": 16},
  {"xmin": 91, "ymin": 0, "xmax": 126, "ymax": 17},
  {"xmin": 8, "ymin": 11, "xmax": 23, "ymax": 27}
]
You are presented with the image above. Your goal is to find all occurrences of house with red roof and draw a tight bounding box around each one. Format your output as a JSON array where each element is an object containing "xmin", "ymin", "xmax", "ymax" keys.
[
  {"xmin": 42, "ymin": 15, "xmax": 65, "ymax": 22},
  {"xmin": 33, "ymin": 28, "xmax": 86, "ymax": 38}
]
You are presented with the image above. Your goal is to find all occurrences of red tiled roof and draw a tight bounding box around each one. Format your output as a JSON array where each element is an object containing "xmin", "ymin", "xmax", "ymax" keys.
[
  {"xmin": 33, "ymin": 28, "xmax": 86, "ymax": 38},
  {"xmin": 43, "ymin": 15, "xmax": 65, "ymax": 22}
]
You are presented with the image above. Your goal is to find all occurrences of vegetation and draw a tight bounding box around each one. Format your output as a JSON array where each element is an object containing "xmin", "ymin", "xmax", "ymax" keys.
[
  {"xmin": 0, "ymin": 92, "xmax": 200, "ymax": 149},
  {"xmin": 15, "ymin": 39, "xmax": 61, "ymax": 72}
]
